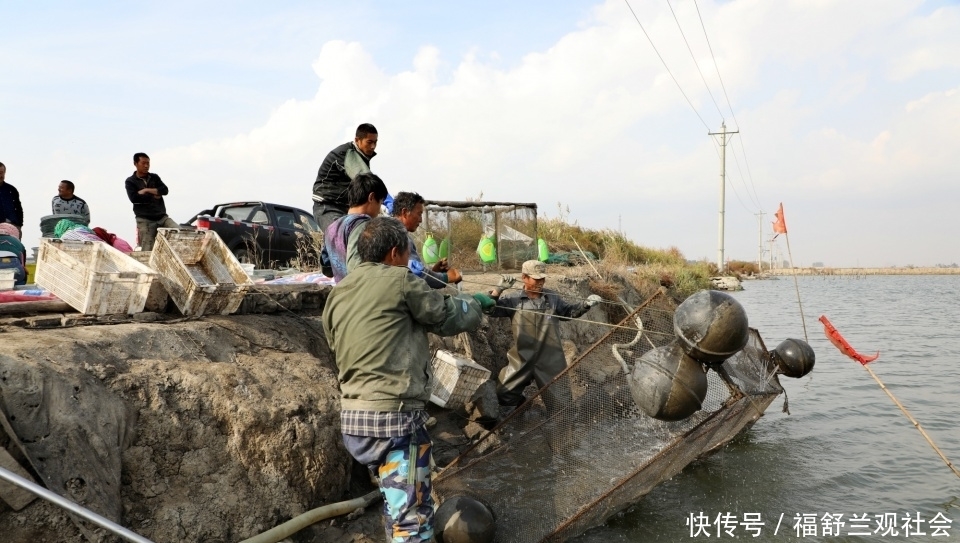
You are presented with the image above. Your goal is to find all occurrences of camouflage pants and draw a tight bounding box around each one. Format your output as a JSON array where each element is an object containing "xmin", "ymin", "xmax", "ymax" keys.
[{"xmin": 342, "ymin": 426, "xmax": 434, "ymax": 543}]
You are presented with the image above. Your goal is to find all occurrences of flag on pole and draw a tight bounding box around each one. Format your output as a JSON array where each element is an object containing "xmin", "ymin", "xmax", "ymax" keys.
[{"xmin": 772, "ymin": 202, "xmax": 787, "ymax": 238}]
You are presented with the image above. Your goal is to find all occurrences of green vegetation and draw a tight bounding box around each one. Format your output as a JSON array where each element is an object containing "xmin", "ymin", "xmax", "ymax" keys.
[{"xmin": 538, "ymin": 203, "xmax": 714, "ymax": 300}]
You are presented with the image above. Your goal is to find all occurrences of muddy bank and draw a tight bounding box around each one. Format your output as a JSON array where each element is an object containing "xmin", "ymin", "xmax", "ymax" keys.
[{"xmin": 0, "ymin": 268, "xmax": 631, "ymax": 542}]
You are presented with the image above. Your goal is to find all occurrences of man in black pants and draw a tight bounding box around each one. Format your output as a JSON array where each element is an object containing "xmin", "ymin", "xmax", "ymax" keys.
[
  {"xmin": 313, "ymin": 123, "xmax": 383, "ymax": 276},
  {"xmin": 124, "ymin": 152, "xmax": 177, "ymax": 251}
]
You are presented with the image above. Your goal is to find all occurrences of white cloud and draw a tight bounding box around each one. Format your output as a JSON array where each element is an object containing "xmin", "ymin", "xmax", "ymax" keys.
[{"xmin": 3, "ymin": 0, "xmax": 958, "ymax": 268}]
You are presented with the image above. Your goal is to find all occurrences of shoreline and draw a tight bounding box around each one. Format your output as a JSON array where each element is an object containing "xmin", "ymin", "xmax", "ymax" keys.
[{"xmin": 764, "ymin": 267, "xmax": 960, "ymax": 276}]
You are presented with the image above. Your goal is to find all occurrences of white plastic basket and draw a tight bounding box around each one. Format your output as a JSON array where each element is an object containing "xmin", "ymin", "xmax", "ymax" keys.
[
  {"xmin": 128, "ymin": 251, "xmax": 169, "ymax": 312},
  {"xmin": 34, "ymin": 239, "xmax": 157, "ymax": 315},
  {"xmin": 429, "ymin": 350, "xmax": 491, "ymax": 409},
  {"xmin": 149, "ymin": 229, "xmax": 253, "ymax": 316},
  {"xmin": 0, "ymin": 268, "xmax": 15, "ymax": 291}
]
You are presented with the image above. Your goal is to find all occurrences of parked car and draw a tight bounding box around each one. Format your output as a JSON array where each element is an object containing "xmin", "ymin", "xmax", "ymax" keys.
[{"xmin": 185, "ymin": 202, "xmax": 321, "ymax": 267}]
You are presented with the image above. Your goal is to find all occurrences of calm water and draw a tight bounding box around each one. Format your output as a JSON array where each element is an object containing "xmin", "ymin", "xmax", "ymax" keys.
[{"xmin": 574, "ymin": 275, "xmax": 960, "ymax": 542}]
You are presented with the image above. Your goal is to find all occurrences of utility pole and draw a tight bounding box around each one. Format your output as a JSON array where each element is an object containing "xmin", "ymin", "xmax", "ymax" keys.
[
  {"xmin": 709, "ymin": 122, "xmax": 738, "ymax": 273},
  {"xmin": 755, "ymin": 211, "xmax": 765, "ymax": 271}
]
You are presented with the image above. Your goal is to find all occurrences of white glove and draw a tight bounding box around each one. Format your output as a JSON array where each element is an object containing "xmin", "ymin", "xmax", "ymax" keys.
[
  {"xmin": 586, "ymin": 294, "xmax": 602, "ymax": 307},
  {"xmin": 497, "ymin": 275, "xmax": 516, "ymax": 290}
]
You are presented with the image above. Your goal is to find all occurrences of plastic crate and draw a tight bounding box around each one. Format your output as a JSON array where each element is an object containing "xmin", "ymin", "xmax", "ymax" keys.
[
  {"xmin": 129, "ymin": 251, "xmax": 169, "ymax": 312},
  {"xmin": 149, "ymin": 229, "xmax": 253, "ymax": 316},
  {"xmin": 34, "ymin": 239, "xmax": 157, "ymax": 315},
  {"xmin": 0, "ymin": 268, "xmax": 15, "ymax": 291},
  {"xmin": 429, "ymin": 350, "xmax": 491, "ymax": 409}
]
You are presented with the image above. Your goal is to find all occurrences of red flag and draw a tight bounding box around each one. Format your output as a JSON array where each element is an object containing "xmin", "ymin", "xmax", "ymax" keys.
[{"xmin": 772, "ymin": 202, "xmax": 787, "ymax": 238}]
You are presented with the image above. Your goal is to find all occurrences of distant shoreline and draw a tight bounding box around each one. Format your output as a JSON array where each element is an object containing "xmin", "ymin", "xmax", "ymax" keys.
[{"xmin": 765, "ymin": 267, "xmax": 960, "ymax": 276}]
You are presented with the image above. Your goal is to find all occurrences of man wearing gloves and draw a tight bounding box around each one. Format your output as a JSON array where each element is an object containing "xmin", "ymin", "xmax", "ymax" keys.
[
  {"xmin": 322, "ymin": 215, "xmax": 490, "ymax": 543},
  {"xmin": 390, "ymin": 191, "xmax": 463, "ymax": 289},
  {"xmin": 487, "ymin": 260, "xmax": 601, "ymax": 415}
]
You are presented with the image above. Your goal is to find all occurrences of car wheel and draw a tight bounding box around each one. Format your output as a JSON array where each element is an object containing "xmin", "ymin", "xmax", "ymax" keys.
[{"xmin": 233, "ymin": 247, "xmax": 253, "ymax": 264}]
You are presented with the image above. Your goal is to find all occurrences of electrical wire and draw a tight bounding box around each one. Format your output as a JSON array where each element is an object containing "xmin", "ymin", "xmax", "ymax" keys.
[
  {"xmin": 623, "ymin": 0, "xmax": 711, "ymax": 132},
  {"xmin": 666, "ymin": 0, "xmax": 725, "ymax": 122}
]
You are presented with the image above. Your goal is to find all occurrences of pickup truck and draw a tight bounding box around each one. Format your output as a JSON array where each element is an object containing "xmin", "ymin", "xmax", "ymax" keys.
[{"xmin": 185, "ymin": 202, "xmax": 322, "ymax": 267}]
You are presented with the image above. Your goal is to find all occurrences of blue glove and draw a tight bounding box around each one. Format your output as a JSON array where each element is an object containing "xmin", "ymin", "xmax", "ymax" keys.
[
  {"xmin": 408, "ymin": 258, "xmax": 425, "ymax": 277},
  {"xmin": 472, "ymin": 293, "xmax": 496, "ymax": 311},
  {"xmin": 383, "ymin": 193, "xmax": 394, "ymax": 215}
]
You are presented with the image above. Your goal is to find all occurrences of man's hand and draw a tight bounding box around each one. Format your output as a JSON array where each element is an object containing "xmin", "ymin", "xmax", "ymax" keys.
[
  {"xmin": 138, "ymin": 188, "xmax": 158, "ymax": 196},
  {"xmin": 586, "ymin": 294, "xmax": 602, "ymax": 307},
  {"xmin": 432, "ymin": 258, "xmax": 449, "ymax": 273},
  {"xmin": 497, "ymin": 275, "xmax": 516, "ymax": 290},
  {"xmin": 447, "ymin": 268, "xmax": 462, "ymax": 284},
  {"xmin": 472, "ymin": 293, "xmax": 496, "ymax": 311}
]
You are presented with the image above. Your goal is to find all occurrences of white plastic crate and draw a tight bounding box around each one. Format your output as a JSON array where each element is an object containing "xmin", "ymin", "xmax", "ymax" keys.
[
  {"xmin": 129, "ymin": 251, "xmax": 169, "ymax": 312},
  {"xmin": 34, "ymin": 239, "xmax": 157, "ymax": 315},
  {"xmin": 149, "ymin": 229, "xmax": 253, "ymax": 316},
  {"xmin": 429, "ymin": 350, "xmax": 491, "ymax": 409},
  {"xmin": 0, "ymin": 268, "xmax": 15, "ymax": 291}
]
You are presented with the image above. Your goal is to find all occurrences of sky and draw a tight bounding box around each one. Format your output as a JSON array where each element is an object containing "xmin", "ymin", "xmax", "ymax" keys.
[{"xmin": 1, "ymin": 0, "xmax": 958, "ymax": 269}]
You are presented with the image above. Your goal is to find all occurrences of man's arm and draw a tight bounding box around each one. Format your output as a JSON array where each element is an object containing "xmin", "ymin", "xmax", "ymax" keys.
[
  {"xmin": 12, "ymin": 186, "xmax": 23, "ymax": 229},
  {"xmin": 402, "ymin": 271, "xmax": 450, "ymax": 328},
  {"xmin": 125, "ymin": 178, "xmax": 153, "ymax": 204},
  {"xmin": 550, "ymin": 291, "xmax": 591, "ymax": 320},
  {"xmin": 152, "ymin": 175, "xmax": 170, "ymax": 196},
  {"xmin": 79, "ymin": 199, "xmax": 91, "ymax": 224},
  {"xmin": 343, "ymin": 149, "xmax": 371, "ymax": 180},
  {"xmin": 486, "ymin": 294, "xmax": 521, "ymax": 319}
]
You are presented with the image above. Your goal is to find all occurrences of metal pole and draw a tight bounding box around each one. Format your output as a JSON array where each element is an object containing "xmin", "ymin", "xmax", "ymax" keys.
[
  {"xmin": 756, "ymin": 212, "xmax": 764, "ymax": 271},
  {"xmin": 0, "ymin": 465, "xmax": 155, "ymax": 543},
  {"xmin": 709, "ymin": 123, "xmax": 738, "ymax": 273}
]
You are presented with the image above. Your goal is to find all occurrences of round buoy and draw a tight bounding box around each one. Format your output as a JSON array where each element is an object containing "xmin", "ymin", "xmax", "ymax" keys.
[
  {"xmin": 435, "ymin": 496, "xmax": 496, "ymax": 543},
  {"xmin": 674, "ymin": 290, "xmax": 749, "ymax": 363},
  {"xmin": 628, "ymin": 341, "xmax": 708, "ymax": 421},
  {"xmin": 773, "ymin": 338, "xmax": 815, "ymax": 378}
]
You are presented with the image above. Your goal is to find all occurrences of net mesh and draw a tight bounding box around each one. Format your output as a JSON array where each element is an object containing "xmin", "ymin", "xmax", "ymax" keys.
[
  {"xmin": 414, "ymin": 202, "xmax": 538, "ymax": 272},
  {"xmin": 433, "ymin": 290, "xmax": 784, "ymax": 542}
]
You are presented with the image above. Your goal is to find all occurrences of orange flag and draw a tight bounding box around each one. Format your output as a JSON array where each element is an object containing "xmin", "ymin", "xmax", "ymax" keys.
[{"xmin": 772, "ymin": 202, "xmax": 787, "ymax": 238}]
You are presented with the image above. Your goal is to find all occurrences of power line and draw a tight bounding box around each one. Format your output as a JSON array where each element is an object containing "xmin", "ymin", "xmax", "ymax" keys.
[
  {"xmin": 666, "ymin": 0, "xmax": 725, "ymax": 123},
  {"xmin": 693, "ymin": 0, "xmax": 765, "ymax": 210},
  {"xmin": 623, "ymin": 0, "xmax": 711, "ymax": 132}
]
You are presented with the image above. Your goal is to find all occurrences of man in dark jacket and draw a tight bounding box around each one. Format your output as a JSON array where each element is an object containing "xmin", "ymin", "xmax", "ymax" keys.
[
  {"xmin": 0, "ymin": 162, "xmax": 25, "ymax": 234},
  {"xmin": 124, "ymin": 152, "xmax": 178, "ymax": 251},
  {"xmin": 312, "ymin": 123, "xmax": 379, "ymax": 233},
  {"xmin": 488, "ymin": 260, "xmax": 601, "ymax": 413}
]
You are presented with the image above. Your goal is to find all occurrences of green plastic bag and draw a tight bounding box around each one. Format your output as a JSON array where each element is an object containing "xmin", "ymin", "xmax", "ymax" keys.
[
  {"xmin": 538, "ymin": 238, "xmax": 549, "ymax": 262},
  {"xmin": 423, "ymin": 233, "xmax": 439, "ymax": 265},
  {"xmin": 477, "ymin": 235, "xmax": 497, "ymax": 264},
  {"xmin": 438, "ymin": 237, "xmax": 450, "ymax": 260}
]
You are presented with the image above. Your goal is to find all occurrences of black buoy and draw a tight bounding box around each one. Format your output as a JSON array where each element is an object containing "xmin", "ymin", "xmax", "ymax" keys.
[
  {"xmin": 674, "ymin": 290, "xmax": 749, "ymax": 363},
  {"xmin": 628, "ymin": 341, "xmax": 708, "ymax": 421},
  {"xmin": 773, "ymin": 338, "xmax": 815, "ymax": 378},
  {"xmin": 435, "ymin": 495, "xmax": 496, "ymax": 543}
]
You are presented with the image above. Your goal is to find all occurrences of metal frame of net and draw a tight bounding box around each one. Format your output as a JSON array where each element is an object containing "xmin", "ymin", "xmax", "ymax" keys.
[
  {"xmin": 433, "ymin": 289, "xmax": 785, "ymax": 542},
  {"xmin": 413, "ymin": 201, "xmax": 538, "ymax": 272}
]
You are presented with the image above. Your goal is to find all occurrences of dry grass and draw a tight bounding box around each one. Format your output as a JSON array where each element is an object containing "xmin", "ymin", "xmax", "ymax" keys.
[{"xmin": 538, "ymin": 203, "xmax": 712, "ymax": 299}]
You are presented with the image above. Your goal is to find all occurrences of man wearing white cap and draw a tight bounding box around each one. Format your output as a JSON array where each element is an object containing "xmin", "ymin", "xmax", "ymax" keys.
[{"xmin": 487, "ymin": 260, "xmax": 601, "ymax": 414}]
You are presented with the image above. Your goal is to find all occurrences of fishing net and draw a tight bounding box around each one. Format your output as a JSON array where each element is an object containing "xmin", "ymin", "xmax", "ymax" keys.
[
  {"xmin": 433, "ymin": 289, "xmax": 785, "ymax": 542},
  {"xmin": 413, "ymin": 201, "xmax": 538, "ymax": 272}
]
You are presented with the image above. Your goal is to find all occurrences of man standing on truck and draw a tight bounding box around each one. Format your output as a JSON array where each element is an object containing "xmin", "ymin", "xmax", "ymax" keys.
[
  {"xmin": 312, "ymin": 123, "xmax": 379, "ymax": 232},
  {"xmin": 125, "ymin": 152, "xmax": 178, "ymax": 251}
]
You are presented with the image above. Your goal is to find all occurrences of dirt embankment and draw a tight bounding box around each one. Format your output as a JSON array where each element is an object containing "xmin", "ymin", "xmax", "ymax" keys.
[{"xmin": 0, "ymin": 268, "xmax": 635, "ymax": 543}]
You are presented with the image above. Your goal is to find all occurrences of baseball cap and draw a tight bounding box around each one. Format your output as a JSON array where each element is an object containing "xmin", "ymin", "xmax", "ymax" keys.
[{"xmin": 521, "ymin": 260, "xmax": 547, "ymax": 279}]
